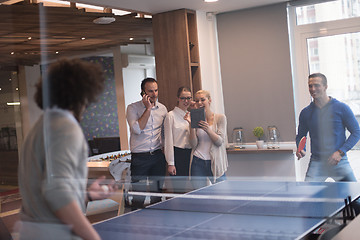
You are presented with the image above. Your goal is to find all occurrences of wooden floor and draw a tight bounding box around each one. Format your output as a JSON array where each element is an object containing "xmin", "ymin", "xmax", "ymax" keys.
[{"xmin": 0, "ymin": 186, "xmax": 20, "ymax": 240}]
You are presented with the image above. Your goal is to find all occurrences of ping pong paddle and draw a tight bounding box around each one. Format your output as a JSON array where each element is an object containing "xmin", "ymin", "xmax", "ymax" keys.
[{"xmin": 297, "ymin": 136, "xmax": 306, "ymax": 154}]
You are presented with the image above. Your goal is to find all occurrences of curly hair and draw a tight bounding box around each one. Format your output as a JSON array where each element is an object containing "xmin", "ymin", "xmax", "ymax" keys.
[{"xmin": 34, "ymin": 58, "xmax": 105, "ymax": 121}]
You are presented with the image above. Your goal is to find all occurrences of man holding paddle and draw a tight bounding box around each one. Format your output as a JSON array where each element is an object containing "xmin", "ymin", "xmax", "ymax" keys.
[{"xmin": 296, "ymin": 73, "xmax": 360, "ymax": 182}]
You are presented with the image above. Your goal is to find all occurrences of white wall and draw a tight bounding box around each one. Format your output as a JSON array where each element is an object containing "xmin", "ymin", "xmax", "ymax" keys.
[
  {"xmin": 17, "ymin": 65, "xmax": 43, "ymax": 138},
  {"xmin": 24, "ymin": 65, "xmax": 43, "ymax": 128}
]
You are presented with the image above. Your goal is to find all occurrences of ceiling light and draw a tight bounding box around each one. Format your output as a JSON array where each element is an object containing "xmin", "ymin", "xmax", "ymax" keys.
[
  {"xmin": 112, "ymin": 9, "xmax": 131, "ymax": 16},
  {"xmin": 11, "ymin": 52, "xmax": 14, "ymax": 55},
  {"xmin": 204, "ymin": 0, "xmax": 218, "ymax": 2},
  {"xmin": 7, "ymin": 102, "xmax": 21, "ymax": 106},
  {"xmin": 16, "ymin": 87, "xmax": 19, "ymax": 91},
  {"xmin": 129, "ymin": 37, "xmax": 134, "ymax": 41},
  {"xmin": 77, "ymin": 3, "xmax": 103, "ymax": 10},
  {"xmin": 0, "ymin": 88, "xmax": 2, "ymax": 91},
  {"xmin": 28, "ymin": 37, "xmax": 32, "ymax": 40},
  {"xmin": 81, "ymin": 37, "xmax": 86, "ymax": 40},
  {"xmin": 56, "ymin": 51, "xmax": 59, "ymax": 54},
  {"xmin": 93, "ymin": 17, "xmax": 116, "ymax": 24}
]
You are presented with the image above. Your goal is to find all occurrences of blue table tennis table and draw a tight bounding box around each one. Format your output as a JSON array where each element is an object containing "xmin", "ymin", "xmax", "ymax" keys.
[{"xmin": 94, "ymin": 180, "xmax": 360, "ymax": 240}]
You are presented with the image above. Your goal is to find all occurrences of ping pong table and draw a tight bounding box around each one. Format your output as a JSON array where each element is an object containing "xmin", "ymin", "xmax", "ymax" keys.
[{"xmin": 93, "ymin": 180, "xmax": 360, "ymax": 239}]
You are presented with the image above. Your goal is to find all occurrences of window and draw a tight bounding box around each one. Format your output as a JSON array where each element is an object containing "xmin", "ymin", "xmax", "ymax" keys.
[
  {"xmin": 288, "ymin": 0, "xmax": 360, "ymax": 180},
  {"xmin": 296, "ymin": 0, "xmax": 360, "ymax": 25}
]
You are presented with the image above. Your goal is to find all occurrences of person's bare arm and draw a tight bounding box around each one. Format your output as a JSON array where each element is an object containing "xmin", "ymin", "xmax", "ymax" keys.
[{"xmin": 55, "ymin": 200, "xmax": 100, "ymax": 240}]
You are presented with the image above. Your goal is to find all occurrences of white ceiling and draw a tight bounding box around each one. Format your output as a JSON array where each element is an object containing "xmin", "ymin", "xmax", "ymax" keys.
[{"xmin": 72, "ymin": 0, "xmax": 290, "ymax": 15}]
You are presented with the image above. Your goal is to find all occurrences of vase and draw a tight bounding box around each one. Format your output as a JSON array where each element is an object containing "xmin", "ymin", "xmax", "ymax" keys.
[{"xmin": 256, "ymin": 140, "xmax": 264, "ymax": 149}]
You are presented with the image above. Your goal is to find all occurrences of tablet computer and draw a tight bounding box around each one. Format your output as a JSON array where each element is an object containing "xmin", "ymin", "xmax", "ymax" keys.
[{"xmin": 190, "ymin": 108, "xmax": 205, "ymax": 128}]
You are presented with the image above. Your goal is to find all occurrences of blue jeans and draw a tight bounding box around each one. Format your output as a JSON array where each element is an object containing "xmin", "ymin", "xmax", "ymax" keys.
[
  {"xmin": 305, "ymin": 156, "xmax": 357, "ymax": 182},
  {"xmin": 190, "ymin": 155, "xmax": 226, "ymax": 189},
  {"xmin": 305, "ymin": 156, "xmax": 360, "ymax": 215}
]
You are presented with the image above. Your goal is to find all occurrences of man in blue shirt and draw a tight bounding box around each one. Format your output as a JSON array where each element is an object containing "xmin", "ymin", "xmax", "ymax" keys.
[{"xmin": 296, "ymin": 73, "xmax": 360, "ymax": 182}]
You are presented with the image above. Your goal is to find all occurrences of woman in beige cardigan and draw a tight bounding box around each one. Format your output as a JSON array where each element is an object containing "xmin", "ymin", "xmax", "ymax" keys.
[{"xmin": 186, "ymin": 90, "xmax": 228, "ymax": 189}]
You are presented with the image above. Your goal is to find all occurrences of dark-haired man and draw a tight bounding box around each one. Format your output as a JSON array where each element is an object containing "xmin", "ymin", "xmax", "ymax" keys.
[
  {"xmin": 296, "ymin": 73, "xmax": 360, "ymax": 182},
  {"xmin": 126, "ymin": 78, "xmax": 167, "ymax": 208}
]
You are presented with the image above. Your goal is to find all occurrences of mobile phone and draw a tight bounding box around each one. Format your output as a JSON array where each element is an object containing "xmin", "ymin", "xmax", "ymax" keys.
[{"xmin": 141, "ymin": 90, "xmax": 146, "ymax": 97}]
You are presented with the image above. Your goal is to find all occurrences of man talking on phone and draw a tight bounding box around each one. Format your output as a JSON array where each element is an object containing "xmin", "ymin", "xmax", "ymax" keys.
[{"xmin": 126, "ymin": 78, "xmax": 167, "ymax": 209}]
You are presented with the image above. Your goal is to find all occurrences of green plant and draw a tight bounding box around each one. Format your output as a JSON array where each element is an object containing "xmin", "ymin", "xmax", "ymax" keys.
[{"xmin": 253, "ymin": 127, "xmax": 264, "ymax": 140}]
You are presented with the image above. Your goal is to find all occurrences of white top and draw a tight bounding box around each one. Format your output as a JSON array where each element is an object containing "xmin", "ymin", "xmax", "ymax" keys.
[
  {"xmin": 164, "ymin": 107, "xmax": 191, "ymax": 165},
  {"xmin": 193, "ymin": 126, "xmax": 213, "ymax": 160},
  {"xmin": 126, "ymin": 100, "xmax": 167, "ymax": 153},
  {"xmin": 189, "ymin": 113, "xmax": 228, "ymax": 180}
]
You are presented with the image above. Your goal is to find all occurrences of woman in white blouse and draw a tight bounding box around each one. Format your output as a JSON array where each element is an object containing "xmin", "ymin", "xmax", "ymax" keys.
[
  {"xmin": 187, "ymin": 90, "xmax": 228, "ymax": 189},
  {"xmin": 164, "ymin": 87, "xmax": 193, "ymax": 191}
]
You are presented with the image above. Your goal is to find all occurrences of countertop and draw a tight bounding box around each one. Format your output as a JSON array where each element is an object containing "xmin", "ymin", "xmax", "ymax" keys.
[{"xmin": 227, "ymin": 142, "xmax": 296, "ymax": 154}]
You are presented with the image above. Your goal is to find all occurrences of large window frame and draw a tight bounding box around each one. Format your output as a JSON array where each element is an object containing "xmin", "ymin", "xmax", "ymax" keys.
[{"xmin": 288, "ymin": 2, "xmax": 360, "ymax": 124}]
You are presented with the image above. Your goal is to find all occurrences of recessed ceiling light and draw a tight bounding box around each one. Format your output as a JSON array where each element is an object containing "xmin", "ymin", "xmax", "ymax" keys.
[
  {"xmin": 0, "ymin": 88, "xmax": 2, "ymax": 91},
  {"xmin": 204, "ymin": 0, "xmax": 218, "ymax": 2},
  {"xmin": 16, "ymin": 87, "xmax": 19, "ymax": 91},
  {"xmin": 11, "ymin": 52, "xmax": 14, "ymax": 55},
  {"xmin": 28, "ymin": 37, "xmax": 32, "ymax": 40},
  {"xmin": 81, "ymin": 37, "xmax": 86, "ymax": 40},
  {"xmin": 129, "ymin": 37, "xmax": 134, "ymax": 41},
  {"xmin": 56, "ymin": 51, "xmax": 59, "ymax": 54}
]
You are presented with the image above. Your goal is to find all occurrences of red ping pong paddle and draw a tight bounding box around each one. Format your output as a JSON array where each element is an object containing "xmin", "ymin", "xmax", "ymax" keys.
[{"xmin": 297, "ymin": 136, "xmax": 306, "ymax": 154}]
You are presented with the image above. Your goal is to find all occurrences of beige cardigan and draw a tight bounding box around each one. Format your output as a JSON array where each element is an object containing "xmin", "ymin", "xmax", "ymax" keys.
[{"xmin": 189, "ymin": 113, "xmax": 228, "ymax": 181}]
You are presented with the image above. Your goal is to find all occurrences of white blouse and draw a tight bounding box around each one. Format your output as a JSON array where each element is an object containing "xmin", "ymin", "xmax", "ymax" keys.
[
  {"xmin": 193, "ymin": 126, "xmax": 214, "ymax": 160},
  {"xmin": 164, "ymin": 107, "xmax": 191, "ymax": 165}
]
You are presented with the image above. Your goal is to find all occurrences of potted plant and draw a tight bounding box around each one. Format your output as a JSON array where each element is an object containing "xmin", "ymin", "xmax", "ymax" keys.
[{"xmin": 253, "ymin": 126, "xmax": 264, "ymax": 149}]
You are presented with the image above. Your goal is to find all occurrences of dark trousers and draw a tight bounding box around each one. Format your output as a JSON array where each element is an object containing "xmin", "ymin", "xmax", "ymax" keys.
[
  {"xmin": 169, "ymin": 147, "xmax": 192, "ymax": 193},
  {"xmin": 190, "ymin": 155, "xmax": 226, "ymax": 189},
  {"xmin": 174, "ymin": 147, "xmax": 191, "ymax": 176},
  {"xmin": 130, "ymin": 151, "xmax": 166, "ymax": 207}
]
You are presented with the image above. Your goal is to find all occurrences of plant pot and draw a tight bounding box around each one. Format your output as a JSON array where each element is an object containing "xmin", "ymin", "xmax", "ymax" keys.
[{"xmin": 256, "ymin": 140, "xmax": 264, "ymax": 149}]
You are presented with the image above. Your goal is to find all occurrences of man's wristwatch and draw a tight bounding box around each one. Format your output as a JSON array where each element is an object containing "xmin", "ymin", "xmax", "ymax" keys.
[{"xmin": 337, "ymin": 149, "xmax": 345, "ymax": 157}]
